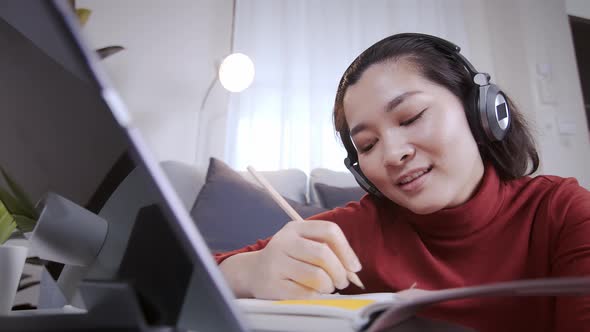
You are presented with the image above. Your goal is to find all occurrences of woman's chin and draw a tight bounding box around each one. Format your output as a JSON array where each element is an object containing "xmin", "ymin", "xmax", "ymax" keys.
[
  {"xmin": 406, "ymin": 204, "xmax": 442, "ymax": 215},
  {"xmin": 384, "ymin": 173, "xmax": 447, "ymax": 215},
  {"xmin": 392, "ymin": 195, "xmax": 444, "ymax": 215}
]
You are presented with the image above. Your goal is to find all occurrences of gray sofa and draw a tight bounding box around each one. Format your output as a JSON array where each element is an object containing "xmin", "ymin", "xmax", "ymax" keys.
[
  {"xmin": 166, "ymin": 158, "xmax": 365, "ymax": 252},
  {"xmin": 165, "ymin": 158, "xmax": 361, "ymax": 207}
]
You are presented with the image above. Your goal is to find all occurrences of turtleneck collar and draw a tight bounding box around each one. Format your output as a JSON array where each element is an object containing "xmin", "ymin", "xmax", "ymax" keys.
[{"xmin": 384, "ymin": 164, "xmax": 504, "ymax": 239}]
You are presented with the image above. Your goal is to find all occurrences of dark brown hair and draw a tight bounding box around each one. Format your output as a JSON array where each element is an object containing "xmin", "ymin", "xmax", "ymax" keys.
[{"xmin": 333, "ymin": 34, "xmax": 539, "ymax": 180}]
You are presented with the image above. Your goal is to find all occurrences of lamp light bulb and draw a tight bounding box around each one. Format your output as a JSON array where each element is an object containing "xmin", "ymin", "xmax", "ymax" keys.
[{"xmin": 218, "ymin": 53, "xmax": 255, "ymax": 92}]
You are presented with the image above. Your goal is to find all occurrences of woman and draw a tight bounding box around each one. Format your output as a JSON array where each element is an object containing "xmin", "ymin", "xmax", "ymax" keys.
[{"xmin": 216, "ymin": 33, "xmax": 590, "ymax": 331}]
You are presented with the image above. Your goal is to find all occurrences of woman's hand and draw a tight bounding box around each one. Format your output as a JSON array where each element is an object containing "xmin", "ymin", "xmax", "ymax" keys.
[{"xmin": 220, "ymin": 220, "xmax": 362, "ymax": 300}]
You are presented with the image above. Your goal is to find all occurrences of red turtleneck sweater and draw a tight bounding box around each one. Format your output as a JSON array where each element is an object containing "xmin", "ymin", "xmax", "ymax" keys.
[{"xmin": 215, "ymin": 166, "xmax": 590, "ymax": 331}]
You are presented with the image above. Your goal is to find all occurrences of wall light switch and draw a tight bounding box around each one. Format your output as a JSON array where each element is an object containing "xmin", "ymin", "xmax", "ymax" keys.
[
  {"xmin": 536, "ymin": 63, "xmax": 552, "ymax": 77},
  {"xmin": 536, "ymin": 63, "xmax": 557, "ymax": 104},
  {"xmin": 557, "ymin": 118, "xmax": 577, "ymax": 135}
]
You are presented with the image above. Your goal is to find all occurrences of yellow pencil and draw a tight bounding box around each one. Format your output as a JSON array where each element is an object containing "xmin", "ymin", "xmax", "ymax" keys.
[{"xmin": 247, "ymin": 165, "xmax": 365, "ymax": 290}]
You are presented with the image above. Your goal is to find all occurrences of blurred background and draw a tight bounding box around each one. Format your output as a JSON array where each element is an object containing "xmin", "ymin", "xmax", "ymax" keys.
[{"xmin": 77, "ymin": 0, "xmax": 590, "ymax": 186}]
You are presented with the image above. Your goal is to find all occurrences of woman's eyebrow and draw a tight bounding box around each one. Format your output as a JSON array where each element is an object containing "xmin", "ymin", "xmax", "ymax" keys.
[
  {"xmin": 350, "ymin": 123, "xmax": 367, "ymax": 137},
  {"xmin": 385, "ymin": 90, "xmax": 422, "ymax": 113}
]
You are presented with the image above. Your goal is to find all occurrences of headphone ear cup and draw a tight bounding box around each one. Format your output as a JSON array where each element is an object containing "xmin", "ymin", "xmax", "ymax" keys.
[
  {"xmin": 480, "ymin": 84, "xmax": 511, "ymax": 141},
  {"xmin": 465, "ymin": 85, "xmax": 485, "ymax": 144},
  {"xmin": 467, "ymin": 83, "xmax": 510, "ymax": 143},
  {"xmin": 478, "ymin": 84, "xmax": 492, "ymax": 141}
]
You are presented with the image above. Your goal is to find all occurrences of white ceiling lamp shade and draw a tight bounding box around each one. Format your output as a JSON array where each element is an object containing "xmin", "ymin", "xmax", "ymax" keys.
[{"xmin": 218, "ymin": 52, "xmax": 255, "ymax": 92}]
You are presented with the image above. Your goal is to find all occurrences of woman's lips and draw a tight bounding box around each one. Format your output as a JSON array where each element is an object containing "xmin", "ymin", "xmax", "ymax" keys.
[{"xmin": 397, "ymin": 166, "xmax": 433, "ymax": 192}]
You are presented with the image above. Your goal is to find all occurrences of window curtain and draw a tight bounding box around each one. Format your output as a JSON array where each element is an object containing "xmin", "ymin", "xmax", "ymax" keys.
[{"xmin": 225, "ymin": 0, "xmax": 471, "ymax": 172}]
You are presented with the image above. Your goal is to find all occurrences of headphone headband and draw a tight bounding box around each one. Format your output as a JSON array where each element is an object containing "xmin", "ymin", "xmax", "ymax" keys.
[{"xmin": 392, "ymin": 33, "xmax": 486, "ymax": 84}]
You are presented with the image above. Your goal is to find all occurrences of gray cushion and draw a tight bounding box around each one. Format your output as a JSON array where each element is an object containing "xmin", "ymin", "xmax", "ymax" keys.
[
  {"xmin": 314, "ymin": 183, "xmax": 366, "ymax": 209},
  {"xmin": 191, "ymin": 158, "xmax": 326, "ymax": 253},
  {"xmin": 309, "ymin": 168, "xmax": 359, "ymax": 206}
]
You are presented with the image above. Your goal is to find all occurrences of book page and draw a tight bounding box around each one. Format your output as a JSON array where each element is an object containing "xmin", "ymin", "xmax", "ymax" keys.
[
  {"xmin": 238, "ymin": 277, "xmax": 590, "ymax": 332},
  {"xmin": 237, "ymin": 292, "xmax": 396, "ymax": 320}
]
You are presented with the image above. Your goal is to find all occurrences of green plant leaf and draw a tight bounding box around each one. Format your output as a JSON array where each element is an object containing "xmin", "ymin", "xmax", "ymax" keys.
[
  {"xmin": 0, "ymin": 200, "xmax": 17, "ymax": 244},
  {"xmin": 76, "ymin": 8, "xmax": 92, "ymax": 26},
  {"xmin": 0, "ymin": 166, "xmax": 38, "ymax": 219},
  {"xmin": 97, "ymin": 46, "xmax": 125, "ymax": 59},
  {"xmin": 13, "ymin": 214, "xmax": 37, "ymax": 233},
  {"xmin": 0, "ymin": 187, "xmax": 28, "ymax": 216}
]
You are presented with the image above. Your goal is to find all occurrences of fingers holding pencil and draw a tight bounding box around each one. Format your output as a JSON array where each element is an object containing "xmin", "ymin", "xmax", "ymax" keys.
[
  {"xmin": 247, "ymin": 166, "xmax": 365, "ymax": 291},
  {"xmin": 294, "ymin": 221, "xmax": 364, "ymax": 288}
]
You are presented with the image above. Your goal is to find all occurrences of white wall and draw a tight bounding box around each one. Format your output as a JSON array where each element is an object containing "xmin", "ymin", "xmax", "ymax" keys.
[
  {"xmin": 77, "ymin": 0, "xmax": 590, "ymax": 188},
  {"xmin": 78, "ymin": 0, "xmax": 233, "ymax": 166},
  {"xmin": 422, "ymin": 0, "xmax": 590, "ymax": 188},
  {"xmin": 474, "ymin": 0, "xmax": 590, "ymax": 188},
  {"xmin": 567, "ymin": 0, "xmax": 590, "ymax": 19}
]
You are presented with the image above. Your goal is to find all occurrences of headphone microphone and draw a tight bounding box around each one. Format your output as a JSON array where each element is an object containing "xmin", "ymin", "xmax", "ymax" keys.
[{"xmin": 344, "ymin": 157, "xmax": 382, "ymax": 197}]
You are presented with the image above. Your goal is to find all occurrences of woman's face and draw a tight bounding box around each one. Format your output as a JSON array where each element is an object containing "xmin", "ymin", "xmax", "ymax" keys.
[{"xmin": 343, "ymin": 60, "xmax": 485, "ymax": 214}]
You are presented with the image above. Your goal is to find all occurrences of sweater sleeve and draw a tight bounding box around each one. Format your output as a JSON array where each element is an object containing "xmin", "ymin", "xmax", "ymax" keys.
[
  {"xmin": 214, "ymin": 238, "xmax": 271, "ymax": 264},
  {"xmin": 549, "ymin": 178, "xmax": 590, "ymax": 331}
]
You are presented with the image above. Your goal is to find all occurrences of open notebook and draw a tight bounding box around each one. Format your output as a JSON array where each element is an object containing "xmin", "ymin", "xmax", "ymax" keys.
[{"xmin": 237, "ymin": 277, "xmax": 590, "ymax": 332}]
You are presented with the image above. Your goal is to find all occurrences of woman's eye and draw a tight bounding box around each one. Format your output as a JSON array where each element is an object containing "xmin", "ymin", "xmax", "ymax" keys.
[
  {"xmin": 400, "ymin": 108, "xmax": 427, "ymax": 126},
  {"xmin": 359, "ymin": 141, "xmax": 376, "ymax": 153}
]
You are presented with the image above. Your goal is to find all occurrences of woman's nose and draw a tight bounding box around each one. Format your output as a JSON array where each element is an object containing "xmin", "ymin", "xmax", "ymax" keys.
[{"xmin": 382, "ymin": 135, "xmax": 415, "ymax": 167}]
